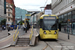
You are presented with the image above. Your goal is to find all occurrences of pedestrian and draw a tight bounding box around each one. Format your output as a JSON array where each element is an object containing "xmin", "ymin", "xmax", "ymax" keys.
[
  {"xmin": 64, "ymin": 26, "xmax": 67, "ymax": 32},
  {"xmin": 7, "ymin": 24, "xmax": 10, "ymax": 32},
  {"xmin": 26, "ymin": 20, "xmax": 30, "ymax": 30},
  {"xmin": 0, "ymin": 25, "xmax": 2, "ymax": 32},
  {"xmin": 24, "ymin": 21, "xmax": 27, "ymax": 33}
]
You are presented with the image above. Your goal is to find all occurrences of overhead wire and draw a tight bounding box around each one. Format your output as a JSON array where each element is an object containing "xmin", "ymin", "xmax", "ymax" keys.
[{"xmin": 44, "ymin": 0, "xmax": 48, "ymax": 6}]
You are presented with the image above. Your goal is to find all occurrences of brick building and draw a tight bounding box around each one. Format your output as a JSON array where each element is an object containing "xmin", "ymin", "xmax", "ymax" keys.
[
  {"xmin": 6, "ymin": 0, "xmax": 15, "ymax": 24},
  {"xmin": 45, "ymin": 4, "xmax": 51, "ymax": 10}
]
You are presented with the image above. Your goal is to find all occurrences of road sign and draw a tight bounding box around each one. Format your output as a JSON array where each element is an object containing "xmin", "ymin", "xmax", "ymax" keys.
[
  {"xmin": 68, "ymin": 19, "xmax": 70, "ymax": 22},
  {"xmin": 25, "ymin": 14, "xmax": 31, "ymax": 16}
]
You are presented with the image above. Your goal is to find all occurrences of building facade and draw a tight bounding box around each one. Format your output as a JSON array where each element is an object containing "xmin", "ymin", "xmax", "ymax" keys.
[
  {"xmin": 15, "ymin": 7, "xmax": 27, "ymax": 23},
  {"xmin": 0, "ymin": 0, "xmax": 6, "ymax": 24},
  {"xmin": 6, "ymin": 2, "xmax": 13, "ymax": 25},
  {"xmin": 6, "ymin": 0, "xmax": 15, "ymax": 24},
  {"xmin": 52, "ymin": 0, "xmax": 75, "ymax": 35}
]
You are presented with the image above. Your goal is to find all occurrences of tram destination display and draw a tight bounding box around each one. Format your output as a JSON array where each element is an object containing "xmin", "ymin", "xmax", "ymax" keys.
[{"xmin": 44, "ymin": 17, "xmax": 56, "ymax": 19}]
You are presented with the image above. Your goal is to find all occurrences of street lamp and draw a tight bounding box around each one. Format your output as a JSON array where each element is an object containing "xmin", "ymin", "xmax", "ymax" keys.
[
  {"xmin": 67, "ymin": 19, "xmax": 70, "ymax": 39},
  {"xmin": 40, "ymin": 7, "xmax": 45, "ymax": 12}
]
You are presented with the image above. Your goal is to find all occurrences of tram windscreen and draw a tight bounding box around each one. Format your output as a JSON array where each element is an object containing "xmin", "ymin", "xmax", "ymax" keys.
[{"xmin": 42, "ymin": 16, "xmax": 57, "ymax": 30}]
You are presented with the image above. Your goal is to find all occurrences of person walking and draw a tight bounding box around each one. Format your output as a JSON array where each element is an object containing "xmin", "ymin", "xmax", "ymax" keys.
[
  {"xmin": 0, "ymin": 25, "xmax": 2, "ymax": 32},
  {"xmin": 24, "ymin": 21, "xmax": 27, "ymax": 33}
]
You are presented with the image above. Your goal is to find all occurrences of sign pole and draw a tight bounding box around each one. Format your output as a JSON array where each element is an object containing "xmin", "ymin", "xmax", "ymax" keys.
[{"xmin": 68, "ymin": 19, "xmax": 70, "ymax": 40}]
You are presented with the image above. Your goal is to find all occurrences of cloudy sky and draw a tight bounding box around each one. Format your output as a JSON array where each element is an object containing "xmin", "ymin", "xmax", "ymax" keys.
[{"xmin": 14, "ymin": 0, "xmax": 51, "ymax": 11}]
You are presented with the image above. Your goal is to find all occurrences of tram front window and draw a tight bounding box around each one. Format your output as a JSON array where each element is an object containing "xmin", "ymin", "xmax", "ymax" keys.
[{"xmin": 43, "ymin": 20, "xmax": 57, "ymax": 30}]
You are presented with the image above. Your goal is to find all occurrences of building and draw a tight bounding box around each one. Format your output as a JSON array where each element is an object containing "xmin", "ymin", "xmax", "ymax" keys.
[
  {"xmin": 6, "ymin": 0, "xmax": 15, "ymax": 24},
  {"xmin": 27, "ymin": 11, "xmax": 40, "ymax": 24},
  {"xmin": 15, "ymin": 7, "xmax": 27, "ymax": 23},
  {"xmin": 6, "ymin": 2, "xmax": 13, "ymax": 25},
  {"xmin": 0, "ymin": 0, "xmax": 6, "ymax": 24},
  {"xmin": 44, "ymin": 4, "xmax": 51, "ymax": 10},
  {"xmin": 52, "ymin": 0, "xmax": 75, "ymax": 35},
  {"xmin": 36, "ymin": 12, "xmax": 44, "ymax": 21}
]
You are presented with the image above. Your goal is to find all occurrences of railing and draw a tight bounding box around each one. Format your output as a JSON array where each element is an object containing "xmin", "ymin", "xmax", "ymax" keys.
[
  {"xmin": 13, "ymin": 26, "xmax": 19, "ymax": 41},
  {"xmin": 30, "ymin": 26, "xmax": 33, "ymax": 40},
  {"xmin": 0, "ymin": 26, "xmax": 20, "ymax": 49}
]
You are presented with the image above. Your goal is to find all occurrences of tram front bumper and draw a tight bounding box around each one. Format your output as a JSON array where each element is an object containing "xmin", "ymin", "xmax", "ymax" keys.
[{"xmin": 40, "ymin": 35, "xmax": 58, "ymax": 39}]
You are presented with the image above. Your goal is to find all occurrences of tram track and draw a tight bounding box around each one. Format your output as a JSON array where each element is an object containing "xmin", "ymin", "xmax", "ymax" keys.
[
  {"xmin": 42, "ymin": 39, "xmax": 74, "ymax": 50},
  {"xmin": 42, "ymin": 40, "xmax": 63, "ymax": 50}
]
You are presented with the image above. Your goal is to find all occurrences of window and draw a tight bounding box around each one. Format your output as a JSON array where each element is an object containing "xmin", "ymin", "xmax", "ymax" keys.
[
  {"xmin": 68, "ymin": 12, "xmax": 71, "ymax": 20},
  {"xmin": 59, "ymin": 15, "xmax": 63, "ymax": 22},
  {"xmin": 72, "ymin": 11, "xmax": 75, "ymax": 19},
  {"xmin": 0, "ymin": 0, "xmax": 1, "ymax": 5},
  {"xmin": 64, "ymin": 14, "xmax": 67, "ymax": 21},
  {"xmin": 8, "ymin": 4, "xmax": 10, "ymax": 7},
  {"xmin": 8, "ymin": 14, "xmax": 10, "ymax": 16},
  {"xmin": 8, "ymin": 9, "xmax": 10, "ymax": 11},
  {"xmin": 8, "ymin": 18, "xmax": 10, "ymax": 21}
]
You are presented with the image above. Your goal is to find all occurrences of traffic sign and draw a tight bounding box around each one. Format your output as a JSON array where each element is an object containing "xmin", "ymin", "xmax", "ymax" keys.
[
  {"xmin": 68, "ymin": 19, "xmax": 70, "ymax": 22},
  {"xmin": 25, "ymin": 14, "xmax": 31, "ymax": 16}
]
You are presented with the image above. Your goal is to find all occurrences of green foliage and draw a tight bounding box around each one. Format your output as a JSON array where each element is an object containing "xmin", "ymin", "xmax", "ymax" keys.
[
  {"xmin": 1, "ymin": 19, "xmax": 6, "ymax": 25},
  {"xmin": 19, "ymin": 21, "xmax": 23, "ymax": 25},
  {"xmin": 11, "ymin": 4, "xmax": 13, "ymax": 6}
]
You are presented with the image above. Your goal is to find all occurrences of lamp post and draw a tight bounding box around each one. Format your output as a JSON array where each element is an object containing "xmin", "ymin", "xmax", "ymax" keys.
[
  {"xmin": 40, "ymin": 7, "xmax": 45, "ymax": 12},
  {"xmin": 67, "ymin": 19, "xmax": 70, "ymax": 39}
]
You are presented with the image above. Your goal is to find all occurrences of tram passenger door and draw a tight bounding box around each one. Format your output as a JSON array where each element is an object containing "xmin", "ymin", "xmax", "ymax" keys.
[{"xmin": 72, "ymin": 23, "xmax": 75, "ymax": 34}]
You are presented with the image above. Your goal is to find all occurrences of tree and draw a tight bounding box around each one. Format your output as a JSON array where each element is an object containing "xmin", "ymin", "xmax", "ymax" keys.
[
  {"xmin": 19, "ymin": 21, "xmax": 23, "ymax": 25},
  {"xmin": 1, "ymin": 19, "xmax": 6, "ymax": 26}
]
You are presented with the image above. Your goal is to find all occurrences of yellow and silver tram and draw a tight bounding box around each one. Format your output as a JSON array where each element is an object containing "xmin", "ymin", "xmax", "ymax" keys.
[{"xmin": 37, "ymin": 14, "xmax": 59, "ymax": 39}]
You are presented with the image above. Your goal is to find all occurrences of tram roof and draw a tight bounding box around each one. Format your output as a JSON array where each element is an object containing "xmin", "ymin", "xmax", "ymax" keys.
[{"xmin": 40, "ymin": 14, "xmax": 58, "ymax": 19}]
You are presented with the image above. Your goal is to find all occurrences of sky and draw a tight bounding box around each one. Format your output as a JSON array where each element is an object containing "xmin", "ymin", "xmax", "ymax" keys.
[{"xmin": 14, "ymin": 0, "xmax": 51, "ymax": 11}]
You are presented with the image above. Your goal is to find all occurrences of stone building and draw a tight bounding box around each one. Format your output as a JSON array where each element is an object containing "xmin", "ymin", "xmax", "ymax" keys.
[
  {"xmin": 0, "ymin": 0, "xmax": 6, "ymax": 24},
  {"xmin": 6, "ymin": 2, "xmax": 13, "ymax": 25},
  {"xmin": 52, "ymin": 0, "xmax": 75, "ymax": 35},
  {"xmin": 6, "ymin": 0, "xmax": 15, "ymax": 24}
]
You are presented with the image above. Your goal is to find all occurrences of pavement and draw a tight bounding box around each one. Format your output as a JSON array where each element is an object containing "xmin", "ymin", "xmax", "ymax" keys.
[
  {"xmin": 18, "ymin": 29, "xmax": 31, "ymax": 38},
  {"xmin": 58, "ymin": 32, "xmax": 75, "ymax": 44},
  {"xmin": 1, "ymin": 41, "xmax": 51, "ymax": 50},
  {"xmin": 1, "ymin": 29, "xmax": 75, "ymax": 50},
  {"xmin": 0, "ymin": 30, "xmax": 8, "ymax": 39}
]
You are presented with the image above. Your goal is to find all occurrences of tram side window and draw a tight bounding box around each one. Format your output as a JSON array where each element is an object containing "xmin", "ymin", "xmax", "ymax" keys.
[
  {"xmin": 40, "ymin": 19, "xmax": 43, "ymax": 28},
  {"xmin": 37, "ymin": 19, "xmax": 40, "ymax": 28}
]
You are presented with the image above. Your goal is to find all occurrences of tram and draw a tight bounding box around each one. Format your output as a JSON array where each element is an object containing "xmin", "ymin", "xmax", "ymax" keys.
[{"xmin": 37, "ymin": 14, "xmax": 59, "ymax": 39}]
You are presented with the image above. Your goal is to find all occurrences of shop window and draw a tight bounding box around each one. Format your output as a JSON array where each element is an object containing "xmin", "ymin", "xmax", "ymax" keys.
[
  {"xmin": 64, "ymin": 14, "xmax": 67, "ymax": 21},
  {"xmin": 68, "ymin": 12, "xmax": 71, "ymax": 20},
  {"xmin": 73, "ymin": 15, "xmax": 75, "ymax": 19},
  {"xmin": 59, "ymin": 15, "xmax": 63, "ymax": 22},
  {"xmin": 72, "ymin": 11, "xmax": 75, "ymax": 19}
]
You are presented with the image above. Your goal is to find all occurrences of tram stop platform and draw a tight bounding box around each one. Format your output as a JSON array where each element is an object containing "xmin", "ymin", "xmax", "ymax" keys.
[
  {"xmin": 12, "ymin": 28, "xmax": 39, "ymax": 47},
  {"xmin": 0, "ymin": 28, "xmax": 39, "ymax": 49}
]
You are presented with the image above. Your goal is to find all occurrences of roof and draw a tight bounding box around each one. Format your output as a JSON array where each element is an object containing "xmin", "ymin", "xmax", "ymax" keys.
[{"xmin": 40, "ymin": 14, "xmax": 58, "ymax": 19}]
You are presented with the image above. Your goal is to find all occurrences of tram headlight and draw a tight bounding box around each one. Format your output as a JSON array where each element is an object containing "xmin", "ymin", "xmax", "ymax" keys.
[
  {"xmin": 44, "ymin": 31, "xmax": 46, "ymax": 34},
  {"xmin": 54, "ymin": 31, "xmax": 57, "ymax": 34}
]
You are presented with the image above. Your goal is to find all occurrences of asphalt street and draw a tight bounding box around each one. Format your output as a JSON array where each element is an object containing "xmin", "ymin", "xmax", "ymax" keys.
[
  {"xmin": 2, "ymin": 38, "xmax": 75, "ymax": 50},
  {"xmin": 0, "ymin": 30, "xmax": 8, "ymax": 39}
]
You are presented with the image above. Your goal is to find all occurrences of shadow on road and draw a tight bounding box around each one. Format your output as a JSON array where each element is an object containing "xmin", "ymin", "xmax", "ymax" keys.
[{"xmin": 39, "ymin": 39, "xmax": 58, "ymax": 42}]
